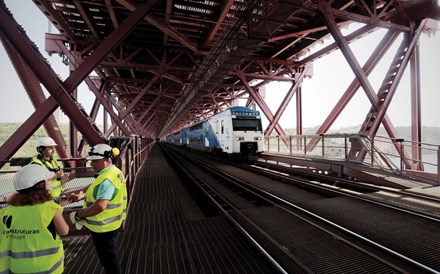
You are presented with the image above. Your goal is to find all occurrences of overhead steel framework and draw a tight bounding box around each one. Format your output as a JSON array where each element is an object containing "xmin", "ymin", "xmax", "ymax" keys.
[{"xmin": 0, "ymin": 0, "xmax": 439, "ymax": 169}]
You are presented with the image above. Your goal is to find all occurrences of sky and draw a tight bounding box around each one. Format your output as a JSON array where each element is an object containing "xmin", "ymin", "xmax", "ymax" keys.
[{"xmin": 1, "ymin": 1, "xmax": 439, "ymax": 131}]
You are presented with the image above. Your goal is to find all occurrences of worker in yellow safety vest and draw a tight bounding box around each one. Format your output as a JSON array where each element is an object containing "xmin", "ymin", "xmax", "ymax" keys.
[
  {"xmin": 0, "ymin": 164, "xmax": 69, "ymax": 273},
  {"xmin": 69, "ymin": 143, "xmax": 127, "ymax": 274},
  {"xmin": 32, "ymin": 137, "xmax": 64, "ymax": 203}
]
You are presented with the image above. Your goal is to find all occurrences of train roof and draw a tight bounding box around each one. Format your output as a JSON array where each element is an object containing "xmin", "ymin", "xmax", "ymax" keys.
[
  {"xmin": 167, "ymin": 106, "xmax": 261, "ymax": 136},
  {"xmin": 207, "ymin": 106, "xmax": 261, "ymax": 120}
]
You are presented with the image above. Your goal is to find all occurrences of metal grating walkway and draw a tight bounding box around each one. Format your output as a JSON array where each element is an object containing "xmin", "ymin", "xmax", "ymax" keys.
[{"xmin": 63, "ymin": 144, "xmax": 272, "ymax": 273}]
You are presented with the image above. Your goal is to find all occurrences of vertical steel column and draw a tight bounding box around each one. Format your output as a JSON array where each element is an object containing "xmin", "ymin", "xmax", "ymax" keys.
[
  {"xmin": 437, "ymin": 146, "xmax": 440, "ymax": 183},
  {"xmin": 344, "ymin": 134, "xmax": 348, "ymax": 160},
  {"xmin": 69, "ymin": 51, "xmax": 79, "ymax": 158},
  {"xmin": 410, "ymin": 43, "xmax": 423, "ymax": 170}
]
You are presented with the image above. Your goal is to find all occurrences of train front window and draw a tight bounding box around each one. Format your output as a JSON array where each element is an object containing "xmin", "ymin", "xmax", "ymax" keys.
[{"xmin": 232, "ymin": 119, "xmax": 261, "ymax": 131}]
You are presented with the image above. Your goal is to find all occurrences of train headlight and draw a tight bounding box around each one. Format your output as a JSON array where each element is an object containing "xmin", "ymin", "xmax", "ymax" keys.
[
  {"xmin": 254, "ymin": 137, "xmax": 262, "ymax": 140},
  {"xmin": 236, "ymin": 137, "xmax": 244, "ymax": 141}
]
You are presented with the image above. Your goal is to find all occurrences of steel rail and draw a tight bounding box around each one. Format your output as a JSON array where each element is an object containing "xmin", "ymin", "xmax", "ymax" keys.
[
  {"xmin": 166, "ymin": 145, "xmax": 440, "ymax": 273},
  {"xmin": 161, "ymin": 145, "xmax": 292, "ymax": 274},
  {"xmin": 245, "ymin": 162, "xmax": 440, "ymax": 222}
]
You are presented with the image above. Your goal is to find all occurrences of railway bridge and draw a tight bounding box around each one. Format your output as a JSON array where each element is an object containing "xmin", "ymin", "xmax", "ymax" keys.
[{"xmin": 1, "ymin": 0, "xmax": 440, "ymax": 273}]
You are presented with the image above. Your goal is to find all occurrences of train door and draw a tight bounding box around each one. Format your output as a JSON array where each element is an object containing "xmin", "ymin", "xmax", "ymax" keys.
[
  {"xmin": 219, "ymin": 119, "xmax": 225, "ymax": 149},
  {"xmin": 204, "ymin": 122, "xmax": 210, "ymax": 149},
  {"xmin": 221, "ymin": 118, "xmax": 233, "ymax": 153}
]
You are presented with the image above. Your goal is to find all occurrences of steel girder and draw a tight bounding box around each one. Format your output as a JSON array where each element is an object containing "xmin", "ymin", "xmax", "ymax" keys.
[{"xmin": 0, "ymin": 3, "xmax": 155, "ymax": 163}]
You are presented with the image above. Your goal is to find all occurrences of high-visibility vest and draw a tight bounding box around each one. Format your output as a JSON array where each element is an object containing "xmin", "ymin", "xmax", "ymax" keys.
[
  {"xmin": 32, "ymin": 157, "xmax": 64, "ymax": 199},
  {"xmin": 83, "ymin": 165, "xmax": 127, "ymax": 232},
  {"xmin": 0, "ymin": 201, "xmax": 64, "ymax": 274}
]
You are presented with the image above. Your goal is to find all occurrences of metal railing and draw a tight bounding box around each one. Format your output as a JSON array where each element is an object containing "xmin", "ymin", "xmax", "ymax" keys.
[
  {"xmin": 264, "ymin": 134, "xmax": 439, "ymax": 183},
  {"xmin": 0, "ymin": 164, "xmax": 94, "ymax": 208},
  {"xmin": 0, "ymin": 136, "xmax": 155, "ymax": 209}
]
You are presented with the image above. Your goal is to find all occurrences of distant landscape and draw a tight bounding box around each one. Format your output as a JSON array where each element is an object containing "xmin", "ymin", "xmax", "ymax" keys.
[
  {"xmin": 0, "ymin": 123, "xmax": 70, "ymax": 159},
  {"xmin": 1, "ymin": 122, "xmax": 440, "ymax": 159},
  {"xmin": 284, "ymin": 125, "xmax": 440, "ymax": 145}
]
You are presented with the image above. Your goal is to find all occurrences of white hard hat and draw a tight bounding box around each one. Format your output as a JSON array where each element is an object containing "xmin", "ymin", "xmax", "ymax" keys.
[
  {"xmin": 13, "ymin": 164, "xmax": 54, "ymax": 191},
  {"xmin": 37, "ymin": 137, "xmax": 57, "ymax": 147},
  {"xmin": 86, "ymin": 143, "xmax": 114, "ymax": 160}
]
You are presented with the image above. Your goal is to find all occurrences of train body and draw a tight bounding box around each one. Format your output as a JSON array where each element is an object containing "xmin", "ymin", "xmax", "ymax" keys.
[{"xmin": 165, "ymin": 106, "xmax": 264, "ymax": 161}]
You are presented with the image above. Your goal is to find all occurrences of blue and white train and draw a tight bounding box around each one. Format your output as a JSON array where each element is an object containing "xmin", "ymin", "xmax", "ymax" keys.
[{"xmin": 165, "ymin": 106, "xmax": 264, "ymax": 161}]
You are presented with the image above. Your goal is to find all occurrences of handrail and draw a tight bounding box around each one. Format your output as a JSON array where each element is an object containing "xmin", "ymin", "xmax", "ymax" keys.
[
  {"xmin": 264, "ymin": 134, "xmax": 439, "ymax": 183},
  {"xmin": 0, "ymin": 136, "xmax": 154, "ymax": 210}
]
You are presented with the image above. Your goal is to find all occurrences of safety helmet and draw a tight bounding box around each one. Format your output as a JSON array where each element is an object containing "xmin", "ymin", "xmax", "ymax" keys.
[
  {"xmin": 36, "ymin": 137, "xmax": 57, "ymax": 147},
  {"xmin": 86, "ymin": 143, "xmax": 120, "ymax": 160},
  {"xmin": 13, "ymin": 164, "xmax": 54, "ymax": 191}
]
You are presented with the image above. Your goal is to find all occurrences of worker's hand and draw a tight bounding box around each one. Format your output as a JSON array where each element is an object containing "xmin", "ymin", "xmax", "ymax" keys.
[
  {"xmin": 69, "ymin": 211, "xmax": 77, "ymax": 224},
  {"xmin": 50, "ymin": 170, "xmax": 63, "ymax": 181},
  {"xmin": 69, "ymin": 211, "xmax": 84, "ymax": 230},
  {"xmin": 69, "ymin": 192, "xmax": 85, "ymax": 203},
  {"xmin": 54, "ymin": 169, "xmax": 64, "ymax": 179}
]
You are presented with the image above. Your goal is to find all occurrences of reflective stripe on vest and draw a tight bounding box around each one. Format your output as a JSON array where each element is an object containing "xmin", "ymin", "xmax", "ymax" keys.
[
  {"xmin": 31, "ymin": 157, "xmax": 63, "ymax": 198},
  {"xmin": 83, "ymin": 207, "xmax": 127, "ymax": 226},
  {"xmin": 0, "ymin": 257, "xmax": 63, "ymax": 274},
  {"xmin": 86, "ymin": 201, "xmax": 122, "ymax": 209},
  {"xmin": 83, "ymin": 166, "xmax": 127, "ymax": 232},
  {"xmin": 0, "ymin": 201, "xmax": 64, "ymax": 273},
  {"xmin": 0, "ymin": 246, "xmax": 59, "ymax": 259}
]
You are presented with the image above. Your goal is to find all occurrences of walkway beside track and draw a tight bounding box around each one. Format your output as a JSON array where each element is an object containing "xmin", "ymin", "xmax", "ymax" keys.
[
  {"xmin": 62, "ymin": 144, "xmax": 273, "ymax": 273},
  {"xmin": 260, "ymin": 152, "xmax": 438, "ymax": 190}
]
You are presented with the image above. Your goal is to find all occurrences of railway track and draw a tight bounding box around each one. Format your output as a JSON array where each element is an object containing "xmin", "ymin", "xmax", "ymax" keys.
[
  {"xmin": 245, "ymin": 161, "xmax": 440, "ymax": 220},
  {"xmin": 161, "ymin": 144, "xmax": 440, "ymax": 273}
]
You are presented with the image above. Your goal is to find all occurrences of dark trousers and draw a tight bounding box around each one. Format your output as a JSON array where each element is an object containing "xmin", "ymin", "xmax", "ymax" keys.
[{"xmin": 91, "ymin": 229, "xmax": 122, "ymax": 274}]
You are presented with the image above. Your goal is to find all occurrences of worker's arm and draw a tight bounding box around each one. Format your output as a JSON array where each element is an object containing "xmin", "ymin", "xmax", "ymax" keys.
[
  {"xmin": 53, "ymin": 209, "xmax": 69, "ymax": 236},
  {"xmin": 52, "ymin": 169, "xmax": 64, "ymax": 181},
  {"xmin": 76, "ymin": 199, "xmax": 109, "ymax": 218},
  {"xmin": 68, "ymin": 187, "xmax": 89, "ymax": 202},
  {"xmin": 72, "ymin": 180, "xmax": 114, "ymax": 219}
]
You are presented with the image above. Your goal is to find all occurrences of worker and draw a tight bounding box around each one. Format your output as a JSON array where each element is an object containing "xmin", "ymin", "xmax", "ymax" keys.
[
  {"xmin": 69, "ymin": 143, "xmax": 127, "ymax": 274},
  {"xmin": 32, "ymin": 136, "xmax": 64, "ymax": 203},
  {"xmin": 0, "ymin": 164, "xmax": 69, "ymax": 273}
]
